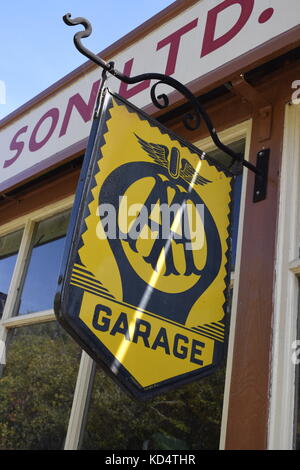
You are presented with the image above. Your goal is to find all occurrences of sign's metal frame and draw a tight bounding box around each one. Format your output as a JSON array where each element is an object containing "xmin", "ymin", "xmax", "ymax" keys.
[{"xmin": 54, "ymin": 86, "xmax": 234, "ymax": 399}]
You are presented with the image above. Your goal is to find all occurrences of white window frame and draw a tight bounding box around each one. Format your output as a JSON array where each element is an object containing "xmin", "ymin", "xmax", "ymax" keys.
[
  {"xmin": 0, "ymin": 193, "xmax": 96, "ymax": 451},
  {"xmin": 268, "ymin": 103, "xmax": 300, "ymax": 449}
]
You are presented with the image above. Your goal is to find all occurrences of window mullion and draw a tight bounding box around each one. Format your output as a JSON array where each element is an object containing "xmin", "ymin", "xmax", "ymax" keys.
[
  {"xmin": 0, "ymin": 219, "xmax": 36, "ymax": 323},
  {"xmin": 0, "ymin": 219, "xmax": 36, "ymax": 369},
  {"xmin": 64, "ymin": 351, "xmax": 96, "ymax": 450},
  {"xmin": 2, "ymin": 310, "xmax": 56, "ymax": 329}
]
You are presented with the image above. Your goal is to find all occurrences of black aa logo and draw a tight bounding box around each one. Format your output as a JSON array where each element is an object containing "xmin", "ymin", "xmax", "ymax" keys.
[
  {"xmin": 123, "ymin": 173, "xmax": 203, "ymax": 277},
  {"xmin": 99, "ymin": 140, "xmax": 222, "ymax": 325}
]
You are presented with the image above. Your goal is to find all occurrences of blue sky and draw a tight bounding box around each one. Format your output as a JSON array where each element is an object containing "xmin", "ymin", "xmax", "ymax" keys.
[{"xmin": 0, "ymin": 1, "xmax": 174, "ymax": 120}]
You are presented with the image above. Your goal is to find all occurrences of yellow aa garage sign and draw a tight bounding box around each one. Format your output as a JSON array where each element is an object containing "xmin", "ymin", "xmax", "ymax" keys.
[{"xmin": 55, "ymin": 89, "xmax": 233, "ymax": 399}]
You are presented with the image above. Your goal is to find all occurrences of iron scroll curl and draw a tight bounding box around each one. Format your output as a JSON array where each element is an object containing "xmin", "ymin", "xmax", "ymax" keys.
[{"xmin": 63, "ymin": 13, "xmax": 260, "ymax": 177}]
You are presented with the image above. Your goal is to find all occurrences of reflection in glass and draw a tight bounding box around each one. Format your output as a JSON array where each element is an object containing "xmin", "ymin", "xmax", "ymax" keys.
[
  {"xmin": 0, "ymin": 230, "xmax": 23, "ymax": 318},
  {"xmin": 81, "ymin": 287, "xmax": 234, "ymax": 450},
  {"xmin": 0, "ymin": 322, "xmax": 81, "ymax": 450},
  {"xmin": 82, "ymin": 365, "xmax": 226, "ymax": 450},
  {"xmin": 18, "ymin": 211, "xmax": 70, "ymax": 315}
]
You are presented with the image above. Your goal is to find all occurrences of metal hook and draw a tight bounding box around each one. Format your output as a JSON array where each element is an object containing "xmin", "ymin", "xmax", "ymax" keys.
[{"xmin": 63, "ymin": 14, "xmax": 113, "ymax": 74}]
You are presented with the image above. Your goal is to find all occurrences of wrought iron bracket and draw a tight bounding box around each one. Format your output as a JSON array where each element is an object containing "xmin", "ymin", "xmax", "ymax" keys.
[{"xmin": 63, "ymin": 13, "xmax": 268, "ymax": 201}]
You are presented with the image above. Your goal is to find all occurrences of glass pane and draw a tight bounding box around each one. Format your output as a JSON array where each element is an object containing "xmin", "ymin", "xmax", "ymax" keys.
[
  {"xmin": 82, "ymin": 292, "xmax": 234, "ymax": 451},
  {"xmin": 0, "ymin": 322, "xmax": 81, "ymax": 450},
  {"xmin": 18, "ymin": 211, "xmax": 70, "ymax": 315},
  {"xmin": 82, "ymin": 363, "xmax": 226, "ymax": 450},
  {"xmin": 0, "ymin": 230, "xmax": 23, "ymax": 318}
]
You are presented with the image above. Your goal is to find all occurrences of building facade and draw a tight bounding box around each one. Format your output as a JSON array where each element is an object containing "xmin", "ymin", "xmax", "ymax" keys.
[{"xmin": 0, "ymin": 0, "xmax": 300, "ymax": 450}]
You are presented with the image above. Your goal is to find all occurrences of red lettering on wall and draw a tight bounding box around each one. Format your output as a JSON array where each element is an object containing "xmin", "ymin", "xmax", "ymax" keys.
[
  {"xmin": 59, "ymin": 79, "xmax": 101, "ymax": 137},
  {"xmin": 201, "ymin": 0, "xmax": 255, "ymax": 57},
  {"xmin": 3, "ymin": 126, "xmax": 28, "ymax": 168},
  {"xmin": 119, "ymin": 59, "xmax": 151, "ymax": 99},
  {"xmin": 29, "ymin": 108, "xmax": 60, "ymax": 152},
  {"xmin": 157, "ymin": 18, "xmax": 198, "ymax": 76}
]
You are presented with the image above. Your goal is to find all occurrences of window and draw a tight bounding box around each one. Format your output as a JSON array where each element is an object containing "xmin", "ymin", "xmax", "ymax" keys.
[
  {"xmin": 0, "ymin": 322, "xmax": 81, "ymax": 450},
  {"xmin": 0, "ymin": 198, "xmax": 81, "ymax": 450},
  {"xmin": 82, "ymin": 361, "xmax": 226, "ymax": 450},
  {"xmin": 268, "ymin": 103, "xmax": 300, "ymax": 449}
]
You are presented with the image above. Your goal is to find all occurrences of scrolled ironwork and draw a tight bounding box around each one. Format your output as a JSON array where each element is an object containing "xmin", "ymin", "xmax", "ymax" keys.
[
  {"xmin": 150, "ymin": 81, "xmax": 169, "ymax": 110},
  {"xmin": 63, "ymin": 13, "xmax": 261, "ymax": 177}
]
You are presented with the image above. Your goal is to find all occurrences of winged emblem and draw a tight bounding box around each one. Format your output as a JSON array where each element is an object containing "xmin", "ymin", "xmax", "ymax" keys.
[{"xmin": 135, "ymin": 133, "xmax": 211, "ymax": 186}]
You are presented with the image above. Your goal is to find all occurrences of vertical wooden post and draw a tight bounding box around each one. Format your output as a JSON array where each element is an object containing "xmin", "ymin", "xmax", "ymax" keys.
[{"xmin": 225, "ymin": 98, "xmax": 285, "ymax": 449}]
